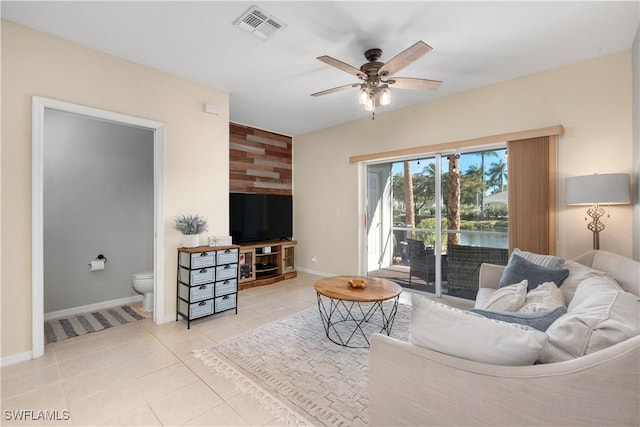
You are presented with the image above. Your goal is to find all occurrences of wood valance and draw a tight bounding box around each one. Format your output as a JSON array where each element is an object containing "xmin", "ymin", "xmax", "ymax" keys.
[{"xmin": 349, "ymin": 125, "xmax": 564, "ymax": 164}]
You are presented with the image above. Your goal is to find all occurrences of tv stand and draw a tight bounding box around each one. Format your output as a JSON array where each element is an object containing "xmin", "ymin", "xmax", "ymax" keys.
[{"xmin": 238, "ymin": 240, "xmax": 297, "ymax": 289}]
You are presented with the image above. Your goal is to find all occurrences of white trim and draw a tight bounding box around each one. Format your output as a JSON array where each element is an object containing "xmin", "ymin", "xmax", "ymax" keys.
[
  {"xmin": 31, "ymin": 96, "xmax": 166, "ymax": 359},
  {"xmin": 44, "ymin": 295, "xmax": 143, "ymax": 321},
  {"xmin": 32, "ymin": 98, "xmax": 46, "ymax": 360},
  {"xmin": 1, "ymin": 351, "xmax": 33, "ymax": 367}
]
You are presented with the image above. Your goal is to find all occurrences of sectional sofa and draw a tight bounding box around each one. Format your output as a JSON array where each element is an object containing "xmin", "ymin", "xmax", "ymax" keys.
[{"xmin": 369, "ymin": 250, "xmax": 640, "ymax": 426}]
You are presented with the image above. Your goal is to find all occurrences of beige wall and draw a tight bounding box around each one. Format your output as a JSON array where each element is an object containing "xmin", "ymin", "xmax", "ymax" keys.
[
  {"xmin": 294, "ymin": 51, "xmax": 634, "ymax": 276},
  {"xmin": 1, "ymin": 21, "xmax": 230, "ymax": 358}
]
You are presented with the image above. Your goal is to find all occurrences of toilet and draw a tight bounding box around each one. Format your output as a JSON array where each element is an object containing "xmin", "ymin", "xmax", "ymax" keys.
[{"xmin": 132, "ymin": 271, "xmax": 154, "ymax": 311}]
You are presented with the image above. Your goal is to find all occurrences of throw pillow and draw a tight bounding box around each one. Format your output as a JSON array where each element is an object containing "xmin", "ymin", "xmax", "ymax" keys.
[
  {"xmin": 511, "ymin": 248, "xmax": 565, "ymax": 269},
  {"xmin": 410, "ymin": 294, "xmax": 548, "ymax": 366},
  {"xmin": 481, "ymin": 279, "xmax": 528, "ymax": 312},
  {"xmin": 518, "ymin": 282, "xmax": 566, "ymax": 313},
  {"xmin": 539, "ymin": 275, "xmax": 640, "ymax": 363},
  {"xmin": 498, "ymin": 254, "xmax": 569, "ymax": 291},
  {"xmin": 469, "ymin": 306, "xmax": 567, "ymax": 332}
]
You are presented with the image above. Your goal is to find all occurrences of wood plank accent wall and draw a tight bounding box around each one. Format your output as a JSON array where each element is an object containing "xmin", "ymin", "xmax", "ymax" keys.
[{"xmin": 229, "ymin": 123, "xmax": 293, "ymax": 195}]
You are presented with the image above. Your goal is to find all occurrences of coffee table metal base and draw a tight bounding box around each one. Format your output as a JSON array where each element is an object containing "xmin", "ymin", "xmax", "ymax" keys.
[{"xmin": 316, "ymin": 293, "xmax": 399, "ymax": 348}]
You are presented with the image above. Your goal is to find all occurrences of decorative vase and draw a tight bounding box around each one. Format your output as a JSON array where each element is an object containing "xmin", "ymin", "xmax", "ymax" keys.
[{"xmin": 182, "ymin": 234, "xmax": 200, "ymax": 248}]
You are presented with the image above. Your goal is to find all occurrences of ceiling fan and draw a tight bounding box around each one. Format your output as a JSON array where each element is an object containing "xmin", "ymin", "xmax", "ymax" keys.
[{"xmin": 311, "ymin": 41, "xmax": 442, "ymax": 118}]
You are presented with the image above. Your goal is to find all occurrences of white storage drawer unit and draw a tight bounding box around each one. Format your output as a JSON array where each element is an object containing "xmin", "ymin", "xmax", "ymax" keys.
[{"xmin": 177, "ymin": 245, "xmax": 239, "ymax": 328}]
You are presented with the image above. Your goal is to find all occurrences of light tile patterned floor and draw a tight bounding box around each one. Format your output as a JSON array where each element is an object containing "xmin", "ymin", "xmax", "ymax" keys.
[{"xmin": 1, "ymin": 272, "xmax": 469, "ymax": 426}]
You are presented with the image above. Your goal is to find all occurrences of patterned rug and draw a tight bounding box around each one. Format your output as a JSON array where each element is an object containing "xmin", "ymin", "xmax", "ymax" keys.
[
  {"xmin": 45, "ymin": 304, "xmax": 146, "ymax": 344},
  {"xmin": 194, "ymin": 301, "xmax": 411, "ymax": 426}
]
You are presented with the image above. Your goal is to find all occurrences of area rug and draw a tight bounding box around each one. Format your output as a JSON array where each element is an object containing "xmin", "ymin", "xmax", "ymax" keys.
[
  {"xmin": 194, "ymin": 301, "xmax": 411, "ymax": 426},
  {"xmin": 44, "ymin": 304, "xmax": 146, "ymax": 344}
]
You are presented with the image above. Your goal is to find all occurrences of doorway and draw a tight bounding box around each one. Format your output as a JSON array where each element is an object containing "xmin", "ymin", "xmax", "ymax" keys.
[{"xmin": 31, "ymin": 97, "xmax": 166, "ymax": 358}]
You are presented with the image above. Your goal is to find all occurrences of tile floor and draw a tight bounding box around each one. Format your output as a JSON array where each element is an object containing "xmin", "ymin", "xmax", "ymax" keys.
[{"xmin": 1, "ymin": 272, "xmax": 470, "ymax": 426}]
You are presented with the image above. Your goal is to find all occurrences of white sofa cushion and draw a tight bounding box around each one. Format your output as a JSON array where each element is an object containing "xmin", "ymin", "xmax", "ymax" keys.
[
  {"xmin": 518, "ymin": 281, "xmax": 566, "ymax": 313},
  {"xmin": 539, "ymin": 275, "xmax": 640, "ymax": 363},
  {"xmin": 559, "ymin": 260, "xmax": 609, "ymax": 303},
  {"xmin": 481, "ymin": 279, "xmax": 527, "ymax": 311},
  {"xmin": 410, "ymin": 294, "xmax": 548, "ymax": 366}
]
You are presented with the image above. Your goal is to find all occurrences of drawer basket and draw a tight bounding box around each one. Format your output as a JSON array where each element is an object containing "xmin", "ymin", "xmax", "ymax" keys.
[
  {"xmin": 178, "ymin": 251, "xmax": 215, "ymax": 269},
  {"xmin": 216, "ymin": 263, "xmax": 238, "ymax": 281},
  {"xmin": 179, "ymin": 282, "xmax": 214, "ymax": 303},
  {"xmin": 217, "ymin": 248, "xmax": 239, "ymax": 265},
  {"xmin": 215, "ymin": 294, "xmax": 237, "ymax": 313},
  {"xmin": 179, "ymin": 266, "xmax": 214, "ymax": 285},
  {"xmin": 215, "ymin": 279, "xmax": 237, "ymax": 297},
  {"xmin": 179, "ymin": 299, "xmax": 214, "ymax": 320}
]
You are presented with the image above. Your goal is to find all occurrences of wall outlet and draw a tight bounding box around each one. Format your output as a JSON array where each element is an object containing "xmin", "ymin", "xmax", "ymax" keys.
[{"xmin": 311, "ymin": 256, "xmax": 317, "ymax": 263}]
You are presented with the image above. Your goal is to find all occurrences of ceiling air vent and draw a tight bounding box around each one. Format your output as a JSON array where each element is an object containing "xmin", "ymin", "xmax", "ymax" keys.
[{"xmin": 234, "ymin": 6, "xmax": 286, "ymax": 41}]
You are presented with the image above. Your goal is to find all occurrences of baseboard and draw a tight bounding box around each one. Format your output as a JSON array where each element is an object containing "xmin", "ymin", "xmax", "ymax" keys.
[
  {"xmin": 296, "ymin": 267, "xmax": 333, "ymax": 277},
  {"xmin": 1, "ymin": 351, "xmax": 32, "ymax": 367},
  {"xmin": 44, "ymin": 295, "xmax": 143, "ymax": 321},
  {"xmin": 162, "ymin": 313, "xmax": 178, "ymax": 324}
]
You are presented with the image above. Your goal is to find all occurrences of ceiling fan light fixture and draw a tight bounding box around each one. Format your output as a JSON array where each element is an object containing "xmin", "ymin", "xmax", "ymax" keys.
[
  {"xmin": 379, "ymin": 86, "xmax": 391, "ymax": 105},
  {"xmin": 365, "ymin": 95, "xmax": 375, "ymax": 112},
  {"xmin": 312, "ymin": 41, "xmax": 440, "ymax": 117},
  {"xmin": 358, "ymin": 88, "xmax": 368, "ymax": 104}
]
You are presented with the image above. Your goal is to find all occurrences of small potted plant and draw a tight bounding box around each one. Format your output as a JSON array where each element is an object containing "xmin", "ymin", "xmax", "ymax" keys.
[{"xmin": 175, "ymin": 214, "xmax": 208, "ymax": 248}]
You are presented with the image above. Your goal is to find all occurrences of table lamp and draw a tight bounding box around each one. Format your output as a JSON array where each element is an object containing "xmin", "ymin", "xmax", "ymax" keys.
[{"xmin": 566, "ymin": 173, "xmax": 631, "ymax": 250}]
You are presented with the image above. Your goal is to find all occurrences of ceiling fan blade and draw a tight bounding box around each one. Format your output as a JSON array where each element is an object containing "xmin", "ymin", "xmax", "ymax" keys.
[
  {"xmin": 311, "ymin": 83, "xmax": 359, "ymax": 97},
  {"xmin": 388, "ymin": 77, "xmax": 442, "ymax": 90},
  {"xmin": 378, "ymin": 41, "xmax": 433, "ymax": 77},
  {"xmin": 317, "ymin": 55, "xmax": 367, "ymax": 78}
]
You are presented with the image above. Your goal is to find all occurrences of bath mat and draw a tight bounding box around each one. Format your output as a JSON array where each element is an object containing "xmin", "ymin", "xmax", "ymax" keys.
[
  {"xmin": 45, "ymin": 304, "xmax": 145, "ymax": 344},
  {"xmin": 194, "ymin": 302, "xmax": 411, "ymax": 426}
]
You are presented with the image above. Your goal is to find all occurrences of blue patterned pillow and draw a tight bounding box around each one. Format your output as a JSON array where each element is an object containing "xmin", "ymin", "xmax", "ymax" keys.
[
  {"xmin": 498, "ymin": 254, "xmax": 569, "ymax": 291},
  {"xmin": 469, "ymin": 306, "xmax": 567, "ymax": 332}
]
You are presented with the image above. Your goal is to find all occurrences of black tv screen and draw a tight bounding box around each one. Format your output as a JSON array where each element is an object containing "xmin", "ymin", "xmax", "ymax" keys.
[{"xmin": 229, "ymin": 193, "xmax": 293, "ymax": 244}]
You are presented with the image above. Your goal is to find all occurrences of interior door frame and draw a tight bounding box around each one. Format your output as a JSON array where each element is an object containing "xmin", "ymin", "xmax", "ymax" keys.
[{"xmin": 31, "ymin": 96, "xmax": 166, "ymax": 358}]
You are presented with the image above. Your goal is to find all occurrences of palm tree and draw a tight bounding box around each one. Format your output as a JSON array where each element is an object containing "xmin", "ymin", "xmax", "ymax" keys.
[
  {"xmin": 486, "ymin": 159, "xmax": 507, "ymax": 193},
  {"xmin": 479, "ymin": 150, "xmax": 498, "ymax": 217},
  {"xmin": 412, "ymin": 162, "xmax": 436, "ymax": 217},
  {"xmin": 461, "ymin": 164, "xmax": 483, "ymax": 205},
  {"xmin": 403, "ymin": 161, "xmax": 415, "ymax": 237},
  {"xmin": 447, "ymin": 155, "xmax": 460, "ymax": 244}
]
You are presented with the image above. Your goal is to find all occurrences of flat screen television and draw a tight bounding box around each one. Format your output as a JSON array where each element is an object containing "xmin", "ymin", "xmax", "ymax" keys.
[{"xmin": 229, "ymin": 193, "xmax": 293, "ymax": 244}]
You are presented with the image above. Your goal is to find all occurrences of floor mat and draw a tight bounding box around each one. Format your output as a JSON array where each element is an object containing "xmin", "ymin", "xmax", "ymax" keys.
[{"xmin": 45, "ymin": 304, "xmax": 145, "ymax": 344}]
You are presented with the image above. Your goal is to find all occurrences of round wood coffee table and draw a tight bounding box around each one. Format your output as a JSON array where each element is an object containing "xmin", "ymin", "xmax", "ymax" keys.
[{"xmin": 314, "ymin": 276, "xmax": 402, "ymax": 348}]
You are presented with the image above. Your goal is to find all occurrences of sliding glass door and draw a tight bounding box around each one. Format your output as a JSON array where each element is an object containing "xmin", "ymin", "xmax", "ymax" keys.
[{"xmin": 366, "ymin": 147, "xmax": 508, "ymax": 301}]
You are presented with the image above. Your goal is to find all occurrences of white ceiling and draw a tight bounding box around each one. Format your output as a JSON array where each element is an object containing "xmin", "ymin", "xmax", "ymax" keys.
[{"xmin": 2, "ymin": 1, "xmax": 638, "ymax": 136}]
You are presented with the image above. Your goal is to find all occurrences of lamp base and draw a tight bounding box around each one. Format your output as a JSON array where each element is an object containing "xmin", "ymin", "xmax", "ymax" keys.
[{"xmin": 586, "ymin": 203, "xmax": 606, "ymax": 250}]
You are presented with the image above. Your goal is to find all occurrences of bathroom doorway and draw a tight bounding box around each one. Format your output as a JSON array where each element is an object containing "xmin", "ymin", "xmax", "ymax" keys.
[{"xmin": 31, "ymin": 97, "xmax": 166, "ymax": 358}]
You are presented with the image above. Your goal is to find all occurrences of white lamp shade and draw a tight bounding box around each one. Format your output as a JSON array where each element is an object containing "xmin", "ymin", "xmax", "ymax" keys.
[{"xmin": 566, "ymin": 173, "xmax": 631, "ymax": 205}]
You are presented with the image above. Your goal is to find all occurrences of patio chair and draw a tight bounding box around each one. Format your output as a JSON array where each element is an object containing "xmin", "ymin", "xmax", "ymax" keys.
[
  {"xmin": 407, "ymin": 238, "xmax": 435, "ymax": 286},
  {"xmin": 446, "ymin": 243, "xmax": 508, "ymax": 299}
]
